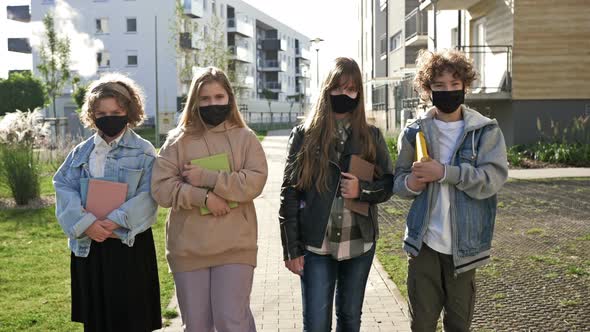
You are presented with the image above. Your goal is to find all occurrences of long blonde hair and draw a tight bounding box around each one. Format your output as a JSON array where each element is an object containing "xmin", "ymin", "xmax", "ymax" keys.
[
  {"xmin": 294, "ymin": 57, "xmax": 375, "ymax": 192},
  {"xmin": 169, "ymin": 67, "xmax": 247, "ymax": 141}
]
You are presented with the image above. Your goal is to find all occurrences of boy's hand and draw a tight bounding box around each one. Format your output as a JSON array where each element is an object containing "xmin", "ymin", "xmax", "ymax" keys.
[
  {"xmin": 412, "ymin": 159, "xmax": 445, "ymax": 183},
  {"xmin": 407, "ymin": 173, "xmax": 427, "ymax": 192}
]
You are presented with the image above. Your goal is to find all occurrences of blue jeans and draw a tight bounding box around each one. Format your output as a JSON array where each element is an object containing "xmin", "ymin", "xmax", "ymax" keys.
[{"xmin": 300, "ymin": 244, "xmax": 375, "ymax": 332}]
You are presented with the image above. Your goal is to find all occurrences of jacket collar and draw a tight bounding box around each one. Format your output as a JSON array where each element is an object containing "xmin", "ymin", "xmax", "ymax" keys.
[
  {"xmin": 420, "ymin": 106, "xmax": 497, "ymax": 132},
  {"xmin": 70, "ymin": 128, "xmax": 141, "ymax": 167}
]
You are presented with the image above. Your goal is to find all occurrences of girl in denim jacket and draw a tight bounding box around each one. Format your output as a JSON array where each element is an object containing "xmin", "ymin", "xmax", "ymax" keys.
[{"xmin": 53, "ymin": 73, "xmax": 161, "ymax": 332}]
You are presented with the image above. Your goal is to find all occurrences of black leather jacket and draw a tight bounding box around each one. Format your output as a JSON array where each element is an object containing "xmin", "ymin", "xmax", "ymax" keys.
[{"xmin": 279, "ymin": 124, "xmax": 394, "ymax": 261}]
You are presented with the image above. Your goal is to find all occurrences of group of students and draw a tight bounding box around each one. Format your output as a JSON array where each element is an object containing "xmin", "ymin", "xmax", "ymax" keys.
[{"xmin": 53, "ymin": 49, "xmax": 508, "ymax": 332}]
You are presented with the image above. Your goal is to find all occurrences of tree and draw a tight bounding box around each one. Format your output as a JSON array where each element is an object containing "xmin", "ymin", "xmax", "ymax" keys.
[
  {"xmin": 262, "ymin": 89, "xmax": 275, "ymax": 112},
  {"xmin": 36, "ymin": 12, "xmax": 71, "ymax": 119},
  {"xmin": 171, "ymin": 1, "xmax": 243, "ymax": 92},
  {"xmin": 0, "ymin": 72, "xmax": 45, "ymax": 116}
]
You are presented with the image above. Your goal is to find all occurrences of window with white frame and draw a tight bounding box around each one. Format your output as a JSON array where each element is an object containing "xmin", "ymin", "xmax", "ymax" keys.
[
  {"xmin": 389, "ymin": 31, "xmax": 402, "ymax": 52},
  {"xmin": 96, "ymin": 18, "xmax": 109, "ymax": 34},
  {"xmin": 97, "ymin": 51, "xmax": 110, "ymax": 67},
  {"xmin": 127, "ymin": 51, "xmax": 138, "ymax": 66},
  {"xmin": 126, "ymin": 17, "xmax": 137, "ymax": 33}
]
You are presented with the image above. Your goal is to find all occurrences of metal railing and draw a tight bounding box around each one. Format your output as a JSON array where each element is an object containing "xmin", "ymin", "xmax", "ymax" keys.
[
  {"xmin": 238, "ymin": 108, "xmax": 304, "ymax": 131},
  {"xmin": 405, "ymin": 8, "xmax": 427, "ymax": 41},
  {"xmin": 265, "ymin": 82, "xmax": 281, "ymax": 90},
  {"xmin": 458, "ymin": 45, "xmax": 512, "ymax": 93}
]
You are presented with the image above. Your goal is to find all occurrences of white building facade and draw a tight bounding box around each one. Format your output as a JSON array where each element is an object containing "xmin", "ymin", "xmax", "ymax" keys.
[
  {"xmin": 30, "ymin": 0, "xmax": 312, "ymax": 128},
  {"xmin": 1, "ymin": 1, "xmax": 33, "ymax": 79}
]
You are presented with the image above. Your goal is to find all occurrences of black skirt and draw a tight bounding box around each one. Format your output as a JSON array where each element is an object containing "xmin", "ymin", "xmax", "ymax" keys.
[{"xmin": 71, "ymin": 228, "xmax": 162, "ymax": 332}]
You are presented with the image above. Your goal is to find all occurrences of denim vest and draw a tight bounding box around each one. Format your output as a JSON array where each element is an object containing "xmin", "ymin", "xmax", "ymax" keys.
[{"xmin": 53, "ymin": 129, "xmax": 158, "ymax": 257}]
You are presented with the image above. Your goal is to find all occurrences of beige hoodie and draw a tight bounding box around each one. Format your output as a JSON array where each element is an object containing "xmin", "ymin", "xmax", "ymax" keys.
[{"xmin": 151, "ymin": 122, "xmax": 268, "ymax": 272}]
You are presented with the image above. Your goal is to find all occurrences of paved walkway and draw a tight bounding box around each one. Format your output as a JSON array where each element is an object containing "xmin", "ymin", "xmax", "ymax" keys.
[
  {"xmin": 508, "ymin": 167, "xmax": 590, "ymax": 179},
  {"xmin": 162, "ymin": 129, "xmax": 411, "ymax": 331}
]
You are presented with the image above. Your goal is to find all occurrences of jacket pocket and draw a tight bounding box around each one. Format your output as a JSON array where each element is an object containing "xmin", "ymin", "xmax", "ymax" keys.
[
  {"xmin": 456, "ymin": 192, "xmax": 496, "ymax": 256},
  {"xmin": 119, "ymin": 166, "xmax": 143, "ymax": 199}
]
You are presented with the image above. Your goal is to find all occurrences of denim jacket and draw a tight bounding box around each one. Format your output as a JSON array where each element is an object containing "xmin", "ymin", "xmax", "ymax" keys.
[
  {"xmin": 393, "ymin": 107, "xmax": 508, "ymax": 274},
  {"xmin": 53, "ymin": 129, "xmax": 158, "ymax": 257}
]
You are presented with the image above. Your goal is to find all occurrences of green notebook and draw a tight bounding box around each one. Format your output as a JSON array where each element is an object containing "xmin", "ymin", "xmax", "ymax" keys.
[{"xmin": 191, "ymin": 153, "xmax": 238, "ymax": 215}]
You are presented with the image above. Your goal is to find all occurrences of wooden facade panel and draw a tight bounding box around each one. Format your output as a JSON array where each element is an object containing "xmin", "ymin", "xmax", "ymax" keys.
[{"xmin": 513, "ymin": 0, "xmax": 590, "ymax": 100}]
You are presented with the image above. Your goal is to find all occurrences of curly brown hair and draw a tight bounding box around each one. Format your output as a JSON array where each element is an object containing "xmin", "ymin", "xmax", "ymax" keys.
[
  {"xmin": 80, "ymin": 72, "xmax": 146, "ymax": 129},
  {"xmin": 413, "ymin": 49, "xmax": 478, "ymax": 101}
]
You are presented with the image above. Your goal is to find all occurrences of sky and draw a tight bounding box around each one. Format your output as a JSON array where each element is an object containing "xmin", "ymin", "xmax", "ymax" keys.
[{"xmin": 242, "ymin": 0, "xmax": 360, "ymax": 90}]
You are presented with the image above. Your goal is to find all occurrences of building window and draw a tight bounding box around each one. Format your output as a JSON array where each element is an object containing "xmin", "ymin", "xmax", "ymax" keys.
[
  {"xmin": 203, "ymin": 0, "xmax": 207, "ymax": 12},
  {"xmin": 389, "ymin": 31, "xmax": 402, "ymax": 52},
  {"xmin": 126, "ymin": 18, "xmax": 137, "ymax": 33},
  {"xmin": 97, "ymin": 51, "xmax": 110, "ymax": 68},
  {"xmin": 220, "ymin": 3, "xmax": 224, "ymax": 18},
  {"xmin": 127, "ymin": 51, "xmax": 138, "ymax": 66},
  {"xmin": 212, "ymin": 0, "xmax": 217, "ymax": 15},
  {"xmin": 379, "ymin": 34, "xmax": 386, "ymax": 56},
  {"xmin": 96, "ymin": 18, "xmax": 109, "ymax": 34}
]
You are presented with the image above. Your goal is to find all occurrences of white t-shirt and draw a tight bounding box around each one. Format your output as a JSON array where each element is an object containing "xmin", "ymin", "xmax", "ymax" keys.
[{"xmin": 423, "ymin": 119, "xmax": 464, "ymax": 255}]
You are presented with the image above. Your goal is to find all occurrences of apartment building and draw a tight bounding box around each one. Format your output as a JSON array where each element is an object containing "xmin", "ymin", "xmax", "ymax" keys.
[
  {"xmin": 361, "ymin": 0, "xmax": 590, "ymax": 145},
  {"xmin": 31, "ymin": 0, "xmax": 312, "ymax": 127},
  {"xmin": 1, "ymin": 1, "xmax": 33, "ymax": 78}
]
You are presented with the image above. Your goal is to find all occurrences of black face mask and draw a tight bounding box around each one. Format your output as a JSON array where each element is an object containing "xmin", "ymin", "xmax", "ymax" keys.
[
  {"xmin": 330, "ymin": 94, "xmax": 359, "ymax": 114},
  {"xmin": 432, "ymin": 90, "xmax": 465, "ymax": 114},
  {"xmin": 95, "ymin": 115, "xmax": 128, "ymax": 137},
  {"xmin": 199, "ymin": 104, "xmax": 231, "ymax": 127}
]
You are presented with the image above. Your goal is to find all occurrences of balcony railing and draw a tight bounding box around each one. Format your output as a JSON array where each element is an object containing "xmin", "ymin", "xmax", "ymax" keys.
[
  {"xmin": 405, "ymin": 8, "xmax": 427, "ymax": 41},
  {"xmin": 228, "ymin": 45, "xmax": 252, "ymax": 63},
  {"xmin": 227, "ymin": 17, "xmax": 254, "ymax": 37},
  {"xmin": 179, "ymin": 32, "xmax": 201, "ymax": 50},
  {"xmin": 458, "ymin": 45, "xmax": 512, "ymax": 94},
  {"xmin": 183, "ymin": 0, "xmax": 204, "ymax": 18},
  {"xmin": 265, "ymin": 82, "xmax": 282, "ymax": 90}
]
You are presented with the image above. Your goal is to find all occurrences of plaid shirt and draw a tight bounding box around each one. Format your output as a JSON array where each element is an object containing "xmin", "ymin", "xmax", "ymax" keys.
[{"xmin": 306, "ymin": 119, "xmax": 374, "ymax": 261}]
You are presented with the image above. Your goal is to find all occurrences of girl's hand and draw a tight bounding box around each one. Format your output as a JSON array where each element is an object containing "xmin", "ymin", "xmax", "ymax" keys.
[
  {"xmin": 182, "ymin": 164, "xmax": 207, "ymax": 187},
  {"xmin": 411, "ymin": 160, "xmax": 444, "ymax": 183},
  {"xmin": 98, "ymin": 219, "xmax": 120, "ymax": 231},
  {"xmin": 97, "ymin": 220, "xmax": 120, "ymax": 238},
  {"xmin": 85, "ymin": 221, "xmax": 112, "ymax": 242},
  {"xmin": 206, "ymin": 191, "xmax": 231, "ymax": 217},
  {"xmin": 340, "ymin": 172, "xmax": 360, "ymax": 199},
  {"xmin": 285, "ymin": 256, "xmax": 305, "ymax": 276}
]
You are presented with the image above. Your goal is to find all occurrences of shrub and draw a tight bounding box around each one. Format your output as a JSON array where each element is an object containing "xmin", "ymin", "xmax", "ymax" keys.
[{"xmin": 0, "ymin": 109, "xmax": 50, "ymax": 205}]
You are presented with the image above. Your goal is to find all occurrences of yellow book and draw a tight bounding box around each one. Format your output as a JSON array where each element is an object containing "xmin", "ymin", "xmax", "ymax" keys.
[
  {"xmin": 191, "ymin": 153, "xmax": 238, "ymax": 215},
  {"xmin": 416, "ymin": 131, "xmax": 430, "ymax": 162}
]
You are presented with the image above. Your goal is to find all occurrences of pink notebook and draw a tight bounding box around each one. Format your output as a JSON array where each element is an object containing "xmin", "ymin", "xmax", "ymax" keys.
[{"xmin": 86, "ymin": 179, "xmax": 128, "ymax": 220}]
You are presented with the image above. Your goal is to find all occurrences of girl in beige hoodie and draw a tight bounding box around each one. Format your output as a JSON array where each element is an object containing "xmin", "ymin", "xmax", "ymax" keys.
[{"xmin": 151, "ymin": 67, "xmax": 268, "ymax": 332}]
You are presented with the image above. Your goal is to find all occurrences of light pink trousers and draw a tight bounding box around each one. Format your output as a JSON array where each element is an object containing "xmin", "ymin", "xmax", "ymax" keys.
[{"xmin": 173, "ymin": 264, "xmax": 257, "ymax": 332}]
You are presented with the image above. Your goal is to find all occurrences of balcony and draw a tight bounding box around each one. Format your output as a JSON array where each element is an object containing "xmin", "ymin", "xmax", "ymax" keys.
[
  {"xmin": 419, "ymin": 0, "xmax": 483, "ymax": 10},
  {"xmin": 179, "ymin": 32, "xmax": 202, "ymax": 50},
  {"xmin": 460, "ymin": 45, "xmax": 512, "ymax": 100},
  {"xmin": 8, "ymin": 38, "xmax": 31, "ymax": 54},
  {"xmin": 227, "ymin": 16, "xmax": 254, "ymax": 38},
  {"xmin": 184, "ymin": 0, "xmax": 204, "ymax": 18},
  {"xmin": 295, "ymin": 47, "xmax": 311, "ymax": 61},
  {"xmin": 229, "ymin": 45, "xmax": 253, "ymax": 63},
  {"xmin": 261, "ymin": 81, "xmax": 287, "ymax": 93},
  {"xmin": 259, "ymin": 38, "xmax": 287, "ymax": 52},
  {"xmin": 405, "ymin": 8, "xmax": 428, "ymax": 46},
  {"xmin": 258, "ymin": 59, "xmax": 287, "ymax": 72}
]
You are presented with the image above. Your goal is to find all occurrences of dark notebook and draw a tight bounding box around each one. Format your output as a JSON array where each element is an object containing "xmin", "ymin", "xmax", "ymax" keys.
[{"xmin": 344, "ymin": 155, "xmax": 375, "ymax": 216}]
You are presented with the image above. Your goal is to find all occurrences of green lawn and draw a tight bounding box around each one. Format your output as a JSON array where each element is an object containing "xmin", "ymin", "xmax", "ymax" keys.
[{"xmin": 0, "ymin": 207, "xmax": 173, "ymax": 331}]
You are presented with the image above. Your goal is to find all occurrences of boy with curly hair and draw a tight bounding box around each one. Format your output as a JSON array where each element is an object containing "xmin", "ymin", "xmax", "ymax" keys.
[{"xmin": 393, "ymin": 49, "xmax": 508, "ymax": 331}]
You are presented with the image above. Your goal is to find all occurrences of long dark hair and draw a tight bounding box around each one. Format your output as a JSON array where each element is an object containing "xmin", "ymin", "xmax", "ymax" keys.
[{"xmin": 294, "ymin": 57, "xmax": 375, "ymax": 192}]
